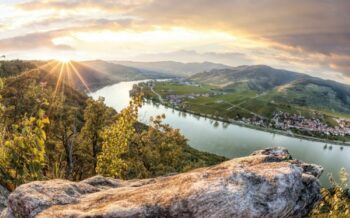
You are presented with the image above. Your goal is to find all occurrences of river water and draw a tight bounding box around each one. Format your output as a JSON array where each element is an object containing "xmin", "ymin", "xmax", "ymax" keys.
[{"xmin": 90, "ymin": 80, "xmax": 350, "ymax": 187}]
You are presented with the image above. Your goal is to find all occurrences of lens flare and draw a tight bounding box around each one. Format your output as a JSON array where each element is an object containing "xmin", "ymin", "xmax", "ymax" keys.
[{"xmin": 56, "ymin": 57, "xmax": 71, "ymax": 63}]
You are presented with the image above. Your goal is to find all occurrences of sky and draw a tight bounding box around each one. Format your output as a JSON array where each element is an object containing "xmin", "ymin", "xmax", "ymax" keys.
[{"xmin": 0, "ymin": 0, "xmax": 350, "ymax": 83}]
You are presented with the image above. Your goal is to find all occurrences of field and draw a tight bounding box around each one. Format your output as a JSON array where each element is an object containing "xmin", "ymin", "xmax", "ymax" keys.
[
  {"xmin": 147, "ymin": 81, "xmax": 337, "ymax": 120},
  {"xmin": 153, "ymin": 82, "xmax": 211, "ymax": 95}
]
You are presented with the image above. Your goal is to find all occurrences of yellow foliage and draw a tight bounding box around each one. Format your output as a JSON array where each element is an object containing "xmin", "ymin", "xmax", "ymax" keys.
[
  {"xmin": 96, "ymin": 95, "xmax": 142, "ymax": 178},
  {"xmin": 311, "ymin": 168, "xmax": 350, "ymax": 217},
  {"xmin": 0, "ymin": 111, "xmax": 49, "ymax": 188}
]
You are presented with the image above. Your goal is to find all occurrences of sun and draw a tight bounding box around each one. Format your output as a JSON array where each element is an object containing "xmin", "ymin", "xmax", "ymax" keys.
[{"xmin": 56, "ymin": 57, "xmax": 71, "ymax": 63}]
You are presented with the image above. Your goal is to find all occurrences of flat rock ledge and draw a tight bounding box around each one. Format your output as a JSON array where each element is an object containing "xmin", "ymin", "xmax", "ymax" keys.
[{"xmin": 1, "ymin": 147, "xmax": 323, "ymax": 218}]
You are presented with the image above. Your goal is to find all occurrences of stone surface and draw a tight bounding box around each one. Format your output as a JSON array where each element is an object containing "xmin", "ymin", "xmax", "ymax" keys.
[
  {"xmin": 0, "ymin": 185, "xmax": 9, "ymax": 214},
  {"xmin": 1, "ymin": 147, "xmax": 323, "ymax": 218}
]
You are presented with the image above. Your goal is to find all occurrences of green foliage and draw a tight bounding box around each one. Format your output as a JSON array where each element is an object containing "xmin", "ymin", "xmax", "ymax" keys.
[
  {"xmin": 311, "ymin": 168, "xmax": 350, "ymax": 217},
  {"xmin": 128, "ymin": 114, "xmax": 187, "ymax": 178},
  {"xmin": 96, "ymin": 95, "xmax": 142, "ymax": 178},
  {"xmin": 0, "ymin": 110, "xmax": 49, "ymax": 189},
  {"xmin": 75, "ymin": 97, "xmax": 115, "ymax": 178},
  {"xmin": 97, "ymin": 94, "xmax": 226, "ymax": 179}
]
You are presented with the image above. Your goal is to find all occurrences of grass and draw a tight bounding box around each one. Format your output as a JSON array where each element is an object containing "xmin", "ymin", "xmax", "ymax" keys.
[{"xmin": 154, "ymin": 82, "xmax": 210, "ymax": 95}]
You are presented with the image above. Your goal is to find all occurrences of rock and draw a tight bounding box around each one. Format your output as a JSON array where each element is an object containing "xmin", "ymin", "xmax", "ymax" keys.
[
  {"xmin": 2, "ymin": 147, "xmax": 323, "ymax": 218},
  {"xmin": 0, "ymin": 185, "xmax": 9, "ymax": 213}
]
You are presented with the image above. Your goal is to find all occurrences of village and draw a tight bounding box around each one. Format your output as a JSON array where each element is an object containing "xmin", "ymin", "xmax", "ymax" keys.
[
  {"xmin": 241, "ymin": 112, "xmax": 350, "ymax": 137},
  {"xmin": 269, "ymin": 111, "xmax": 350, "ymax": 137}
]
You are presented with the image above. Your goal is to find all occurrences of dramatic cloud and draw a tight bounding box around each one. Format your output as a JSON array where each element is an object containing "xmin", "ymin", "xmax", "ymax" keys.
[
  {"xmin": 0, "ymin": 0, "xmax": 349, "ymax": 82},
  {"xmin": 135, "ymin": 0, "xmax": 350, "ymax": 77}
]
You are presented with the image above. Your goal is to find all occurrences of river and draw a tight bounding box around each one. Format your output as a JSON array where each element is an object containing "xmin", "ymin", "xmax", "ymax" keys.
[{"xmin": 90, "ymin": 80, "xmax": 350, "ymax": 187}]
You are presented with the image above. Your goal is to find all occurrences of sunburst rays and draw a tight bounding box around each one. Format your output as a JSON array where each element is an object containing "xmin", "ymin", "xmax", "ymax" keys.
[
  {"xmin": 68, "ymin": 61, "xmax": 91, "ymax": 93},
  {"xmin": 38, "ymin": 59, "xmax": 92, "ymax": 98}
]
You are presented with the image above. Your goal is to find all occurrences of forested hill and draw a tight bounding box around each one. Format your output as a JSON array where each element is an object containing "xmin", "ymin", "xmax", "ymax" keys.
[
  {"xmin": 0, "ymin": 60, "xmax": 36, "ymax": 77},
  {"xmin": 0, "ymin": 61, "xmax": 225, "ymax": 191}
]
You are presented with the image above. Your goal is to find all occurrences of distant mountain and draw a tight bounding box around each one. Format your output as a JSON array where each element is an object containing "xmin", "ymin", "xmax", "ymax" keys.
[
  {"xmin": 191, "ymin": 65, "xmax": 350, "ymax": 114},
  {"xmin": 114, "ymin": 61, "xmax": 232, "ymax": 77},
  {"xmin": 82, "ymin": 60, "xmax": 170, "ymax": 82}
]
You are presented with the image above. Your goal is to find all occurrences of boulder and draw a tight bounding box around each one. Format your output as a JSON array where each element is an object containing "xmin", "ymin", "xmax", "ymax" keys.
[{"xmin": 2, "ymin": 147, "xmax": 323, "ymax": 218}]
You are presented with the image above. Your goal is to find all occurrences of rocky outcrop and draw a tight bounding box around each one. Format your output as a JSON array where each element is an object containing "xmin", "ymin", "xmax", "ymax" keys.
[{"xmin": 1, "ymin": 147, "xmax": 323, "ymax": 218}]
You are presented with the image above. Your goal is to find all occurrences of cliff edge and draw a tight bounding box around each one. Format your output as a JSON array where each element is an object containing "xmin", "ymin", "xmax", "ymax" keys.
[{"xmin": 1, "ymin": 147, "xmax": 323, "ymax": 218}]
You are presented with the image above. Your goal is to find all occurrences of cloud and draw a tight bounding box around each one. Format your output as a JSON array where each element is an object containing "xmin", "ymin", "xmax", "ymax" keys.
[
  {"xmin": 0, "ymin": 30, "xmax": 74, "ymax": 51},
  {"xmin": 24, "ymin": 17, "xmax": 137, "ymax": 32},
  {"xmin": 133, "ymin": 0, "xmax": 350, "ymax": 77},
  {"xmin": 16, "ymin": 0, "xmax": 150, "ymax": 13}
]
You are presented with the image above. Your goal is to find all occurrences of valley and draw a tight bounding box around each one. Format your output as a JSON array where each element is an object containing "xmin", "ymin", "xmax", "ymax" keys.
[
  {"xmin": 91, "ymin": 79, "xmax": 350, "ymax": 187},
  {"xmin": 135, "ymin": 65, "xmax": 350, "ymax": 143}
]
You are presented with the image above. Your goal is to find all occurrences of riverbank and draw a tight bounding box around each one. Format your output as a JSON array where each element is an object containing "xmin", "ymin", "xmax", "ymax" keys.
[
  {"xmin": 147, "ymin": 99, "xmax": 350, "ymax": 146},
  {"xmin": 91, "ymin": 81, "xmax": 350, "ymax": 187}
]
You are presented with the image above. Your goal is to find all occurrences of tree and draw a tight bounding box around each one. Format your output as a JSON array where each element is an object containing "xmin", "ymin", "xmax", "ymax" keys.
[
  {"xmin": 0, "ymin": 110, "xmax": 49, "ymax": 189},
  {"xmin": 75, "ymin": 97, "xmax": 115, "ymax": 178},
  {"xmin": 96, "ymin": 94, "xmax": 205, "ymax": 179},
  {"xmin": 96, "ymin": 95, "xmax": 142, "ymax": 178},
  {"xmin": 115, "ymin": 114, "xmax": 187, "ymax": 179},
  {"xmin": 48, "ymin": 94, "xmax": 80, "ymax": 179}
]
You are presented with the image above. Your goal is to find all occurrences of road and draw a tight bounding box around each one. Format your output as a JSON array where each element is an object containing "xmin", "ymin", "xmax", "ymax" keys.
[
  {"xmin": 150, "ymin": 86, "xmax": 164, "ymax": 104},
  {"xmin": 225, "ymin": 92, "xmax": 268, "ymax": 118}
]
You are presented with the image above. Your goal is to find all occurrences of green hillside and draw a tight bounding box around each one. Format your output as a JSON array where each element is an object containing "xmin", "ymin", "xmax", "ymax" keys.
[{"xmin": 191, "ymin": 65, "xmax": 350, "ymax": 116}]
